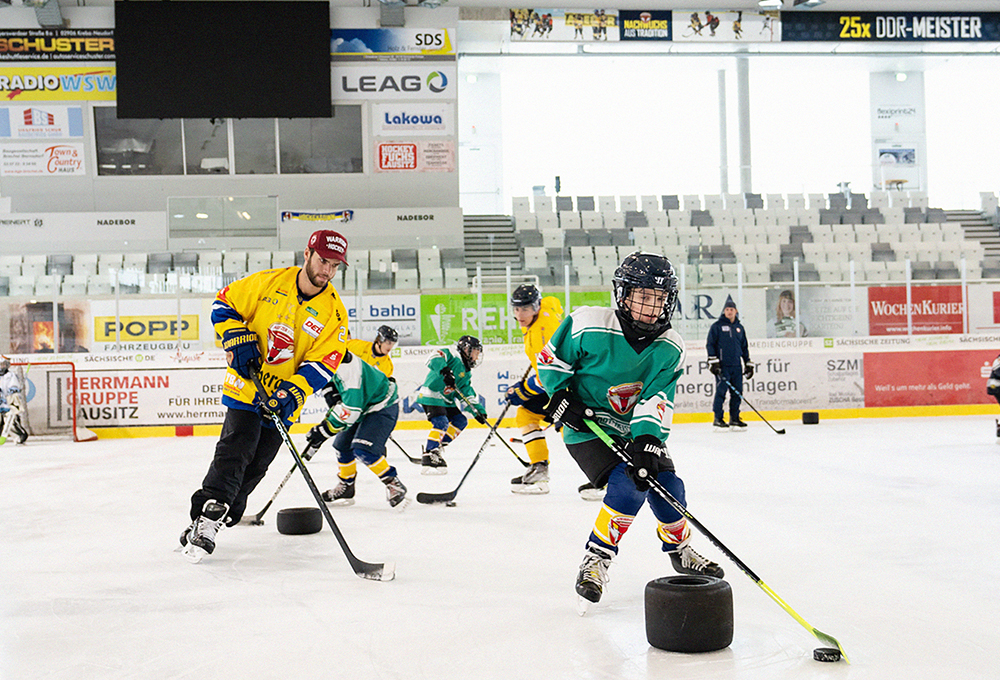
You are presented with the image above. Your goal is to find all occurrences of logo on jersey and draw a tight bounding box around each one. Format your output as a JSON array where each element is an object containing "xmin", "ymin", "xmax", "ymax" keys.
[
  {"xmin": 537, "ymin": 346, "xmax": 555, "ymax": 365},
  {"xmin": 302, "ymin": 316, "xmax": 325, "ymax": 339},
  {"xmin": 266, "ymin": 323, "xmax": 295, "ymax": 364},
  {"xmin": 656, "ymin": 401, "xmax": 670, "ymax": 423},
  {"xmin": 321, "ymin": 350, "xmax": 344, "ymax": 371},
  {"xmin": 607, "ymin": 381, "xmax": 643, "ymax": 415},
  {"xmin": 333, "ymin": 403, "xmax": 352, "ymax": 423},
  {"xmin": 608, "ymin": 515, "xmax": 633, "ymax": 545}
]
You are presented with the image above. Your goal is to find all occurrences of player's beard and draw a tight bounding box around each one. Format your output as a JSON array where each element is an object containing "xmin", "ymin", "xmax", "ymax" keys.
[{"xmin": 304, "ymin": 256, "xmax": 333, "ymax": 289}]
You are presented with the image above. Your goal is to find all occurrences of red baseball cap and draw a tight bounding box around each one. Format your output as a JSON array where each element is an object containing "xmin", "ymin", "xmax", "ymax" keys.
[{"xmin": 307, "ymin": 230, "xmax": 349, "ymax": 266}]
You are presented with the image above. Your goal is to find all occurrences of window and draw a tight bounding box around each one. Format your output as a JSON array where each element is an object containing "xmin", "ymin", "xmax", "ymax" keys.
[
  {"xmin": 279, "ymin": 107, "xmax": 363, "ymax": 174},
  {"xmin": 233, "ymin": 119, "xmax": 277, "ymax": 175},
  {"xmin": 93, "ymin": 107, "xmax": 183, "ymax": 175},
  {"xmin": 184, "ymin": 118, "xmax": 230, "ymax": 174}
]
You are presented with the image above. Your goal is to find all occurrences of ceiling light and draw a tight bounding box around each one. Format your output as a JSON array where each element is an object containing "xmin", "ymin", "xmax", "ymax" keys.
[
  {"xmin": 794, "ymin": 0, "xmax": 826, "ymax": 7},
  {"xmin": 759, "ymin": 0, "xmax": 782, "ymax": 8},
  {"xmin": 896, "ymin": 72, "xmax": 908, "ymax": 82}
]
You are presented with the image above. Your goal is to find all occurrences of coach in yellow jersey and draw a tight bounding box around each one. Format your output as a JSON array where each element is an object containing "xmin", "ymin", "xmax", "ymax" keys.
[{"xmin": 180, "ymin": 230, "xmax": 351, "ymax": 563}]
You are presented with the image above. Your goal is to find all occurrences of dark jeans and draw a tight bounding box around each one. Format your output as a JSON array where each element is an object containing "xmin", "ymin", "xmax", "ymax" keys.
[{"xmin": 190, "ymin": 406, "xmax": 284, "ymax": 524}]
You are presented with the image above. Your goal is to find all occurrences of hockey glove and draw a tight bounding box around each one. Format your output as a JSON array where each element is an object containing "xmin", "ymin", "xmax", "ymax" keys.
[
  {"xmin": 625, "ymin": 435, "xmax": 670, "ymax": 492},
  {"xmin": 506, "ymin": 375, "xmax": 542, "ymax": 406},
  {"xmin": 321, "ymin": 386, "xmax": 343, "ymax": 409},
  {"xmin": 441, "ymin": 367, "xmax": 457, "ymax": 389},
  {"xmin": 222, "ymin": 328, "xmax": 262, "ymax": 380},
  {"xmin": 744, "ymin": 361, "xmax": 755, "ymax": 380},
  {"xmin": 473, "ymin": 409, "xmax": 489, "ymax": 426},
  {"xmin": 258, "ymin": 380, "xmax": 307, "ymax": 422},
  {"xmin": 302, "ymin": 419, "xmax": 338, "ymax": 461},
  {"xmin": 708, "ymin": 357, "xmax": 721, "ymax": 376},
  {"xmin": 544, "ymin": 389, "xmax": 594, "ymax": 432}
]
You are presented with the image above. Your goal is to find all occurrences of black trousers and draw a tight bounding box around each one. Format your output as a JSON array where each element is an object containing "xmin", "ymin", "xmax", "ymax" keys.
[{"xmin": 190, "ymin": 407, "xmax": 284, "ymax": 524}]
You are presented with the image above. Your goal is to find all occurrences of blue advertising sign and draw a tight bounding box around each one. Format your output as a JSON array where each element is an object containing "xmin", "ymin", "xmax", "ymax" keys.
[{"xmin": 782, "ymin": 12, "xmax": 1000, "ymax": 42}]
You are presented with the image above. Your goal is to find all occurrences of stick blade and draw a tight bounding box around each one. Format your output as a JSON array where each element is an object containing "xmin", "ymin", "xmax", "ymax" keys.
[
  {"xmin": 416, "ymin": 491, "xmax": 457, "ymax": 505},
  {"xmin": 812, "ymin": 628, "xmax": 849, "ymax": 664},
  {"xmin": 356, "ymin": 560, "xmax": 395, "ymax": 581}
]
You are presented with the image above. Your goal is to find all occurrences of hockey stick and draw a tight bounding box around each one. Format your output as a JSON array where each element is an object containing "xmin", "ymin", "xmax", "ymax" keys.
[
  {"xmin": 251, "ymin": 372, "xmax": 394, "ymax": 581},
  {"xmin": 454, "ymin": 383, "xmax": 530, "ymax": 468},
  {"xmin": 388, "ymin": 434, "xmax": 422, "ymax": 465},
  {"xmin": 584, "ymin": 419, "xmax": 848, "ymax": 662},
  {"xmin": 239, "ymin": 460, "xmax": 298, "ymax": 526},
  {"xmin": 415, "ymin": 398, "xmax": 516, "ymax": 505},
  {"xmin": 720, "ymin": 375, "xmax": 785, "ymax": 434}
]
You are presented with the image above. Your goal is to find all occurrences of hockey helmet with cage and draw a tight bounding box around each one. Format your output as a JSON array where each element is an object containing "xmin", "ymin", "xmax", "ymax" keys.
[
  {"xmin": 456, "ymin": 335, "xmax": 484, "ymax": 371},
  {"xmin": 375, "ymin": 325, "xmax": 399, "ymax": 344},
  {"xmin": 510, "ymin": 284, "xmax": 541, "ymax": 311},
  {"xmin": 612, "ymin": 251, "xmax": 679, "ymax": 335}
]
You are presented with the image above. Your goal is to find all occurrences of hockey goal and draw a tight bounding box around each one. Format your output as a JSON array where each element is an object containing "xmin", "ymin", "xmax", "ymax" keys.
[{"xmin": 10, "ymin": 361, "xmax": 97, "ymax": 442}]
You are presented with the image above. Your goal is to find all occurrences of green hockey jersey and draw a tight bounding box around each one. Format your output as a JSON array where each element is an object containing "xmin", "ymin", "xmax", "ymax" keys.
[
  {"xmin": 321, "ymin": 354, "xmax": 398, "ymax": 432},
  {"xmin": 415, "ymin": 347, "xmax": 478, "ymax": 410},
  {"xmin": 537, "ymin": 306, "xmax": 685, "ymax": 445}
]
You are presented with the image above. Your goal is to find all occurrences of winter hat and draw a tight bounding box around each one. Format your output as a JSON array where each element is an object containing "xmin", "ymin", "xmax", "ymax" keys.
[{"xmin": 723, "ymin": 295, "xmax": 737, "ymax": 310}]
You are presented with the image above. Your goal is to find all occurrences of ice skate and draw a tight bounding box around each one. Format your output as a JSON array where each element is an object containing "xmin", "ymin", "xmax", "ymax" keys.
[
  {"xmin": 578, "ymin": 481, "xmax": 605, "ymax": 501},
  {"xmin": 321, "ymin": 477, "xmax": 356, "ymax": 506},
  {"xmin": 669, "ymin": 539, "xmax": 724, "ymax": 578},
  {"xmin": 383, "ymin": 475, "xmax": 410, "ymax": 511},
  {"xmin": 730, "ymin": 417, "xmax": 747, "ymax": 430},
  {"xmin": 575, "ymin": 543, "xmax": 614, "ymax": 615},
  {"xmin": 181, "ymin": 499, "xmax": 228, "ymax": 564},
  {"xmin": 713, "ymin": 417, "xmax": 729, "ymax": 430},
  {"xmin": 511, "ymin": 461, "xmax": 550, "ymax": 495},
  {"xmin": 421, "ymin": 450, "xmax": 448, "ymax": 475}
]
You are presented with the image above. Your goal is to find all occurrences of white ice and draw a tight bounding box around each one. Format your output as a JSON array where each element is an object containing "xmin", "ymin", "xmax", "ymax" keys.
[{"xmin": 2, "ymin": 415, "xmax": 998, "ymax": 680}]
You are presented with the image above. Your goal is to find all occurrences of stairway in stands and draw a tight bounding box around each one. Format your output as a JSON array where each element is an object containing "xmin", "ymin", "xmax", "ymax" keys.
[
  {"xmin": 946, "ymin": 210, "xmax": 1000, "ymax": 258},
  {"xmin": 463, "ymin": 214, "xmax": 521, "ymax": 279}
]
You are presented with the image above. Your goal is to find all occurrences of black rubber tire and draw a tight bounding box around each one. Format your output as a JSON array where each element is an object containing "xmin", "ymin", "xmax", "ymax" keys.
[
  {"xmin": 276, "ymin": 507, "xmax": 323, "ymax": 535},
  {"xmin": 645, "ymin": 575, "xmax": 733, "ymax": 653},
  {"xmin": 802, "ymin": 412, "xmax": 820, "ymax": 425}
]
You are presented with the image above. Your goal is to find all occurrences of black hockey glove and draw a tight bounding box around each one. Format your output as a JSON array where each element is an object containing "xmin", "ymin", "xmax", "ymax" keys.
[
  {"xmin": 441, "ymin": 367, "xmax": 456, "ymax": 389},
  {"xmin": 322, "ymin": 386, "xmax": 343, "ymax": 409},
  {"xmin": 258, "ymin": 380, "xmax": 307, "ymax": 422},
  {"xmin": 302, "ymin": 419, "xmax": 337, "ymax": 460},
  {"xmin": 625, "ymin": 435, "xmax": 670, "ymax": 492},
  {"xmin": 744, "ymin": 361, "xmax": 755, "ymax": 380},
  {"xmin": 222, "ymin": 328, "xmax": 261, "ymax": 380},
  {"xmin": 544, "ymin": 389, "xmax": 594, "ymax": 432},
  {"xmin": 708, "ymin": 357, "xmax": 721, "ymax": 376},
  {"xmin": 473, "ymin": 408, "xmax": 489, "ymax": 426}
]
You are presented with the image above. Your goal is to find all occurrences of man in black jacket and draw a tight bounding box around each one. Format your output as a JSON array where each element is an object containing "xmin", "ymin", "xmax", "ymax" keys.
[{"xmin": 706, "ymin": 295, "xmax": 754, "ymax": 429}]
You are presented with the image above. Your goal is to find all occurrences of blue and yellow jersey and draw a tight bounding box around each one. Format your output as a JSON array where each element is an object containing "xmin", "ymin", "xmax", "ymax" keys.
[
  {"xmin": 347, "ymin": 338, "xmax": 394, "ymax": 378},
  {"xmin": 212, "ymin": 266, "xmax": 349, "ymax": 419},
  {"xmin": 523, "ymin": 296, "xmax": 563, "ymax": 378}
]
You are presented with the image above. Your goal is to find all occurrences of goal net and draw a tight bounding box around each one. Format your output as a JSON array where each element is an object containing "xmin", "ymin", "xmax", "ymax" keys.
[{"xmin": 10, "ymin": 361, "xmax": 97, "ymax": 442}]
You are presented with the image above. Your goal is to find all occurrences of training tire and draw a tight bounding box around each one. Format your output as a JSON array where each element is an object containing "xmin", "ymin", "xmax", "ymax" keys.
[
  {"xmin": 276, "ymin": 507, "xmax": 323, "ymax": 535},
  {"xmin": 645, "ymin": 575, "xmax": 733, "ymax": 653},
  {"xmin": 802, "ymin": 412, "xmax": 820, "ymax": 425}
]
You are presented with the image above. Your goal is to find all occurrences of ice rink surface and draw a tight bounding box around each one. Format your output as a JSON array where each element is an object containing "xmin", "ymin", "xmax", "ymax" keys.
[{"xmin": 2, "ymin": 414, "xmax": 998, "ymax": 680}]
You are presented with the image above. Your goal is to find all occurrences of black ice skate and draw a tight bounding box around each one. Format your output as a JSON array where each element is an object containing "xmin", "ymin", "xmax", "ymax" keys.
[
  {"xmin": 730, "ymin": 417, "xmax": 747, "ymax": 429},
  {"xmin": 321, "ymin": 477, "xmax": 356, "ymax": 506},
  {"xmin": 421, "ymin": 450, "xmax": 448, "ymax": 475},
  {"xmin": 382, "ymin": 475, "xmax": 410, "ymax": 511},
  {"xmin": 578, "ymin": 481, "xmax": 605, "ymax": 501},
  {"xmin": 511, "ymin": 461, "xmax": 550, "ymax": 494},
  {"xmin": 713, "ymin": 417, "xmax": 729, "ymax": 430},
  {"xmin": 181, "ymin": 499, "xmax": 228, "ymax": 564},
  {"xmin": 575, "ymin": 543, "xmax": 614, "ymax": 615},
  {"xmin": 669, "ymin": 539, "xmax": 724, "ymax": 578}
]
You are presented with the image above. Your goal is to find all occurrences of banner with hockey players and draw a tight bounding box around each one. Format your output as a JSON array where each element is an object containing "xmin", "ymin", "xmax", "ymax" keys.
[
  {"xmin": 672, "ymin": 10, "xmax": 780, "ymax": 43},
  {"xmin": 508, "ymin": 9, "xmax": 619, "ymax": 42}
]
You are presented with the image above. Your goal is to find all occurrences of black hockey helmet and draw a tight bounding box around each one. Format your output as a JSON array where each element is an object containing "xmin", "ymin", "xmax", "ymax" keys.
[
  {"xmin": 456, "ymin": 335, "xmax": 484, "ymax": 370},
  {"xmin": 511, "ymin": 284, "xmax": 541, "ymax": 311},
  {"xmin": 612, "ymin": 251, "xmax": 679, "ymax": 335},
  {"xmin": 375, "ymin": 325, "xmax": 399, "ymax": 344}
]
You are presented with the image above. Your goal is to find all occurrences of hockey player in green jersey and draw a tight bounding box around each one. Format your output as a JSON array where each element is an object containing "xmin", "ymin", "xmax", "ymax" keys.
[
  {"xmin": 303, "ymin": 351, "xmax": 409, "ymax": 510},
  {"xmin": 537, "ymin": 251, "xmax": 723, "ymax": 613},
  {"xmin": 416, "ymin": 335, "xmax": 488, "ymax": 474}
]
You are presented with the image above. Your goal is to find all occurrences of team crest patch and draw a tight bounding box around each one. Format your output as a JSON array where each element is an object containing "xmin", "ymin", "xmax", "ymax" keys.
[
  {"xmin": 608, "ymin": 515, "xmax": 634, "ymax": 545},
  {"xmin": 537, "ymin": 346, "xmax": 555, "ymax": 365},
  {"xmin": 266, "ymin": 323, "xmax": 295, "ymax": 364},
  {"xmin": 656, "ymin": 401, "xmax": 669, "ymax": 422},
  {"xmin": 607, "ymin": 381, "xmax": 643, "ymax": 415},
  {"xmin": 333, "ymin": 403, "xmax": 351, "ymax": 422},
  {"xmin": 321, "ymin": 350, "xmax": 344, "ymax": 371}
]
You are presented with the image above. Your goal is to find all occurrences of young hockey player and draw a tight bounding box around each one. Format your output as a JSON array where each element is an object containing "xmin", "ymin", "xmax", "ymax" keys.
[
  {"xmin": 302, "ymin": 351, "xmax": 409, "ymax": 510},
  {"xmin": 537, "ymin": 251, "xmax": 723, "ymax": 612},
  {"xmin": 0, "ymin": 356, "xmax": 29, "ymax": 446},
  {"xmin": 347, "ymin": 325, "xmax": 398, "ymax": 379},
  {"xmin": 180, "ymin": 230, "xmax": 351, "ymax": 563},
  {"xmin": 415, "ymin": 335, "xmax": 487, "ymax": 474},
  {"xmin": 707, "ymin": 295, "xmax": 755, "ymax": 430},
  {"xmin": 986, "ymin": 352, "xmax": 1000, "ymax": 440}
]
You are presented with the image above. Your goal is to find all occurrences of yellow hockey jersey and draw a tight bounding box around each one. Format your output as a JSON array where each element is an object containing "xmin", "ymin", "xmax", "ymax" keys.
[
  {"xmin": 213, "ymin": 267, "xmax": 349, "ymax": 419},
  {"xmin": 347, "ymin": 338, "xmax": 394, "ymax": 378},
  {"xmin": 522, "ymin": 296, "xmax": 564, "ymax": 379}
]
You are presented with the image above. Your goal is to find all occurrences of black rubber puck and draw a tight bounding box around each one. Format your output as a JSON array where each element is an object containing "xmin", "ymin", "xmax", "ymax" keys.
[
  {"xmin": 276, "ymin": 507, "xmax": 323, "ymax": 535},
  {"xmin": 445, "ymin": 501, "xmax": 457, "ymax": 507},
  {"xmin": 813, "ymin": 647, "xmax": 841, "ymax": 662},
  {"xmin": 802, "ymin": 412, "xmax": 820, "ymax": 425}
]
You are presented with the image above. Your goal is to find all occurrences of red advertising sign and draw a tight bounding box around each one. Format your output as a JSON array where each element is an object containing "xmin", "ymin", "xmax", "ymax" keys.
[
  {"xmin": 378, "ymin": 143, "xmax": 417, "ymax": 170},
  {"xmin": 867, "ymin": 285, "xmax": 964, "ymax": 335},
  {"xmin": 863, "ymin": 349, "xmax": 995, "ymax": 407}
]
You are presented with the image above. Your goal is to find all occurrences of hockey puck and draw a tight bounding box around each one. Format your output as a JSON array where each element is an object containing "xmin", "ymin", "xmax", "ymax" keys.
[
  {"xmin": 445, "ymin": 501, "xmax": 457, "ymax": 507},
  {"xmin": 813, "ymin": 647, "xmax": 841, "ymax": 662},
  {"xmin": 276, "ymin": 507, "xmax": 323, "ymax": 535},
  {"xmin": 802, "ymin": 412, "xmax": 820, "ymax": 425}
]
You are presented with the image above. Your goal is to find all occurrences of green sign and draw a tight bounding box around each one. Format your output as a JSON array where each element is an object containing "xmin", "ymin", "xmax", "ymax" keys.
[{"xmin": 420, "ymin": 291, "xmax": 611, "ymax": 345}]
